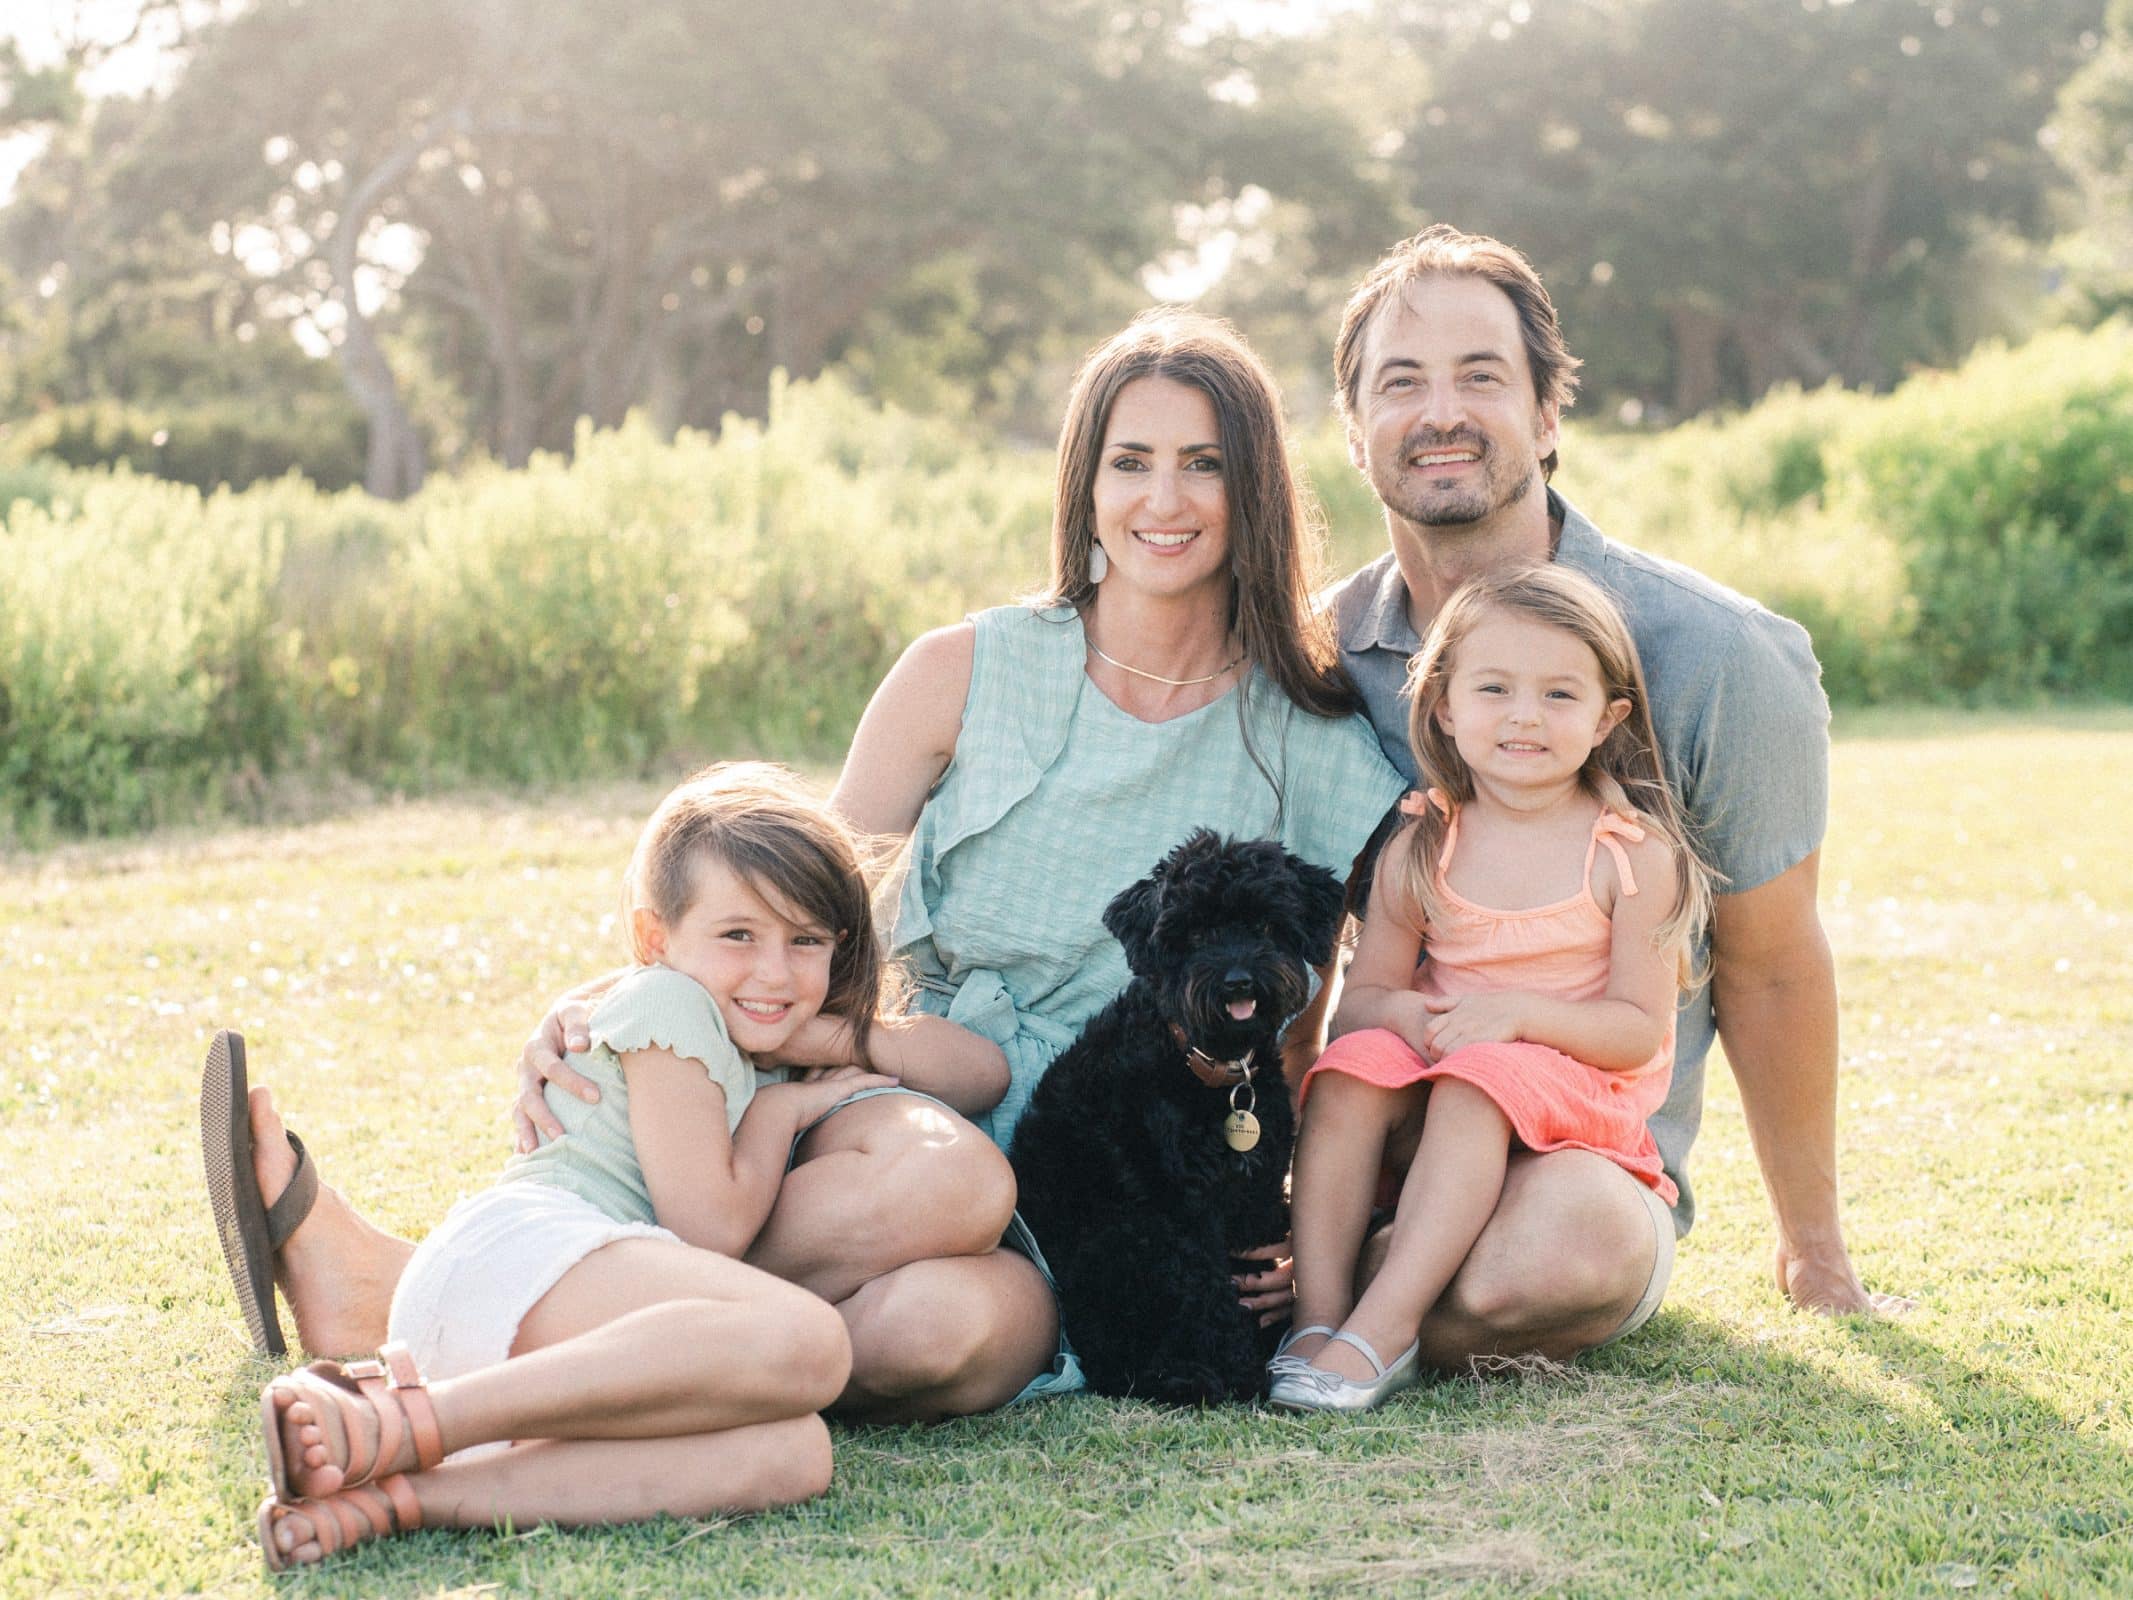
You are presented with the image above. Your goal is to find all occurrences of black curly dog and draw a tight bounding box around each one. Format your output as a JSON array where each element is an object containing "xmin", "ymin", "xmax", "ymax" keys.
[{"xmin": 1009, "ymin": 830, "xmax": 1347, "ymax": 1404}]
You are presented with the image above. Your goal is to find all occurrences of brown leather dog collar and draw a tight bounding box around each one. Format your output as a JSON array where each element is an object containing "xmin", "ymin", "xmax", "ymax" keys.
[{"xmin": 1170, "ymin": 1023, "xmax": 1254, "ymax": 1088}]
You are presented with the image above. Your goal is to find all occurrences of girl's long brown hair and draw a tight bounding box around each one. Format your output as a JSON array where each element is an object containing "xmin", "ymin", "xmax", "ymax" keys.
[
  {"xmin": 1391, "ymin": 565, "xmax": 1717, "ymax": 980},
  {"xmin": 623, "ymin": 761, "xmax": 885, "ymax": 1062}
]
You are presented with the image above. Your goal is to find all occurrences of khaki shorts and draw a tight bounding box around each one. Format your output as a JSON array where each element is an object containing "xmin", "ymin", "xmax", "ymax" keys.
[
  {"xmin": 1598, "ymin": 1177, "xmax": 1678, "ymax": 1346},
  {"xmin": 1363, "ymin": 1167, "xmax": 1676, "ymax": 1349}
]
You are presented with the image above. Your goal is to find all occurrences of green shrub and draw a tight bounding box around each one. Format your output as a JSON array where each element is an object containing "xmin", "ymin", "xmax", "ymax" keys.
[
  {"xmin": 0, "ymin": 457, "xmax": 65, "ymax": 515},
  {"xmin": 0, "ymin": 471, "xmax": 287, "ymax": 833},
  {"xmin": 0, "ymin": 394, "xmax": 369, "ymax": 492},
  {"xmin": 1844, "ymin": 326, "xmax": 2133, "ymax": 698},
  {"xmin": 3, "ymin": 333, "xmax": 2129, "ymax": 839}
]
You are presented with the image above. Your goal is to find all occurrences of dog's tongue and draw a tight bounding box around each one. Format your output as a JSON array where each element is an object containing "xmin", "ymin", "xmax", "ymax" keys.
[{"xmin": 1226, "ymin": 998, "xmax": 1257, "ymax": 1022}]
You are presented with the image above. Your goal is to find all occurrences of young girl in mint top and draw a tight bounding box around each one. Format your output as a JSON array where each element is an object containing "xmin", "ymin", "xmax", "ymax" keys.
[{"xmin": 251, "ymin": 763, "xmax": 1004, "ymax": 1569}]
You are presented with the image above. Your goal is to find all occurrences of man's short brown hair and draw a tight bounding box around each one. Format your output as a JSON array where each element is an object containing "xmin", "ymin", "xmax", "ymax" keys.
[{"xmin": 1334, "ymin": 225, "xmax": 1581, "ymax": 479}]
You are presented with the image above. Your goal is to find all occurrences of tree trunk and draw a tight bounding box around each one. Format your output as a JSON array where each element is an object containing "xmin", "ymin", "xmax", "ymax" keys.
[
  {"xmin": 328, "ymin": 135, "xmax": 441, "ymax": 498},
  {"xmin": 340, "ymin": 311, "xmax": 426, "ymax": 499},
  {"xmin": 329, "ymin": 265, "xmax": 425, "ymax": 499},
  {"xmin": 1839, "ymin": 140, "xmax": 1894, "ymax": 382},
  {"xmin": 1668, "ymin": 302, "xmax": 1725, "ymax": 416}
]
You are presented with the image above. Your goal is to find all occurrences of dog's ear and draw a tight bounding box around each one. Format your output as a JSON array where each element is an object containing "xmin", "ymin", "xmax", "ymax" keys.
[
  {"xmin": 1103, "ymin": 871, "xmax": 1165, "ymax": 974},
  {"xmin": 1281, "ymin": 859, "xmax": 1349, "ymax": 969}
]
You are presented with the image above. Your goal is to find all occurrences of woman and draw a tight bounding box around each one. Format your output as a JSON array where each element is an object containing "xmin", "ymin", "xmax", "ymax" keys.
[{"xmin": 223, "ymin": 310, "xmax": 1407, "ymax": 1418}]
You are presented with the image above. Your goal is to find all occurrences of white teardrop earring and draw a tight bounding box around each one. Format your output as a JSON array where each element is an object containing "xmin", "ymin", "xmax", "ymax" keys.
[{"xmin": 1088, "ymin": 542, "xmax": 1109, "ymax": 583}]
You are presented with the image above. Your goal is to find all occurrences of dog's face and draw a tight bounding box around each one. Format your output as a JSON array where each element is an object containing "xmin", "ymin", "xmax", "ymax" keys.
[{"xmin": 1102, "ymin": 830, "xmax": 1348, "ymax": 1061}]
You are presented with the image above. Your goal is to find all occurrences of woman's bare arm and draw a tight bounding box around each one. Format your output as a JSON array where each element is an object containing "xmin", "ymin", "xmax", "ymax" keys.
[
  {"xmin": 831, "ymin": 621, "xmax": 974, "ymax": 841},
  {"xmin": 761, "ymin": 1009, "xmax": 1010, "ymax": 1115}
]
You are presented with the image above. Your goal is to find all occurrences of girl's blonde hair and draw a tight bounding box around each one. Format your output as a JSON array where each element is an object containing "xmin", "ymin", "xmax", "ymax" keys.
[
  {"xmin": 1393, "ymin": 565, "xmax": 1717, "ymax": 979},
  {"xmin": 622, "ymin": 761, "xmax": 884, "ymax": 1061}
]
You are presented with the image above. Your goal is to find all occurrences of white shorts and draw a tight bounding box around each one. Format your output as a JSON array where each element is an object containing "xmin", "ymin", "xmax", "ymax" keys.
[{"xmin": 387, "ymin": 1182, "xmax": 679, "ymax": 1386}]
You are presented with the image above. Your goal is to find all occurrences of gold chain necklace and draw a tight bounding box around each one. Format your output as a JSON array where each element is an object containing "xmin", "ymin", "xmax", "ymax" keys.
[{"xmin": 1087, "ymin": 640, "xmax": 1243, "ymax": 688}]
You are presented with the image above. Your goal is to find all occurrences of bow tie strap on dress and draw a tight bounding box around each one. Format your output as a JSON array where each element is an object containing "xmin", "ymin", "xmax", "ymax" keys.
[{"xmin": 1588, "ymin": 811, "xmax": 1647, "ymax": 898}]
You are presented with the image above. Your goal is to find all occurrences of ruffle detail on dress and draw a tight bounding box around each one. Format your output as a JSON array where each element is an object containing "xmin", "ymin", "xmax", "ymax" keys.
[
  {"xmin": 1302, "ymin": 1027, "xmax": 1678, "ymax": 1204},
  {"xmin": 894, "ymin": 606, "xmax": 1083, "ymax": 955}
]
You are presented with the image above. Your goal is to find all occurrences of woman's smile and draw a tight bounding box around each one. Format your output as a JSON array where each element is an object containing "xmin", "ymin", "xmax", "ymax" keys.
[
  {"xmin": 1132, "ymin": 527, "xmax": 1202, "ymax": 551},
  {"xmin": 1089, "ymin": 376, "xmax": 1231, "ymax": 596}
]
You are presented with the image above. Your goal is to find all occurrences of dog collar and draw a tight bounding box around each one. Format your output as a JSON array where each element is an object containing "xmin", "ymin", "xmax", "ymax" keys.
[{"xmin": 1171, "ymin": 1025, "xmax": 1255, "ymax": 1088}]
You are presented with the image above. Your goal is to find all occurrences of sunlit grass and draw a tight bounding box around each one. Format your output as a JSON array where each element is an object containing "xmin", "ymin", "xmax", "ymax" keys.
[{"xmin": 4, "ymin": 717, "xmax": 2130, "ymax": 1597}]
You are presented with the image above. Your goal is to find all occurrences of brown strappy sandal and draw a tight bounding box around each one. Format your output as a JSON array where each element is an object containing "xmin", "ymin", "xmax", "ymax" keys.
[
  {"xmin": 260, "ymin": 1341, "xmax": 444, "ymax": 1504},
  {"xmin": 257, "ymin": 1473, "xmax": 422, "ymax": 1571}
]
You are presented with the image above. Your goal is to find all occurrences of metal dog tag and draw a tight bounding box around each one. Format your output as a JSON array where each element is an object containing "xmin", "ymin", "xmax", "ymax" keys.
[{"xmin": 1223, "ymin": 1107, "xmax": 1261, "ymax": 1152}]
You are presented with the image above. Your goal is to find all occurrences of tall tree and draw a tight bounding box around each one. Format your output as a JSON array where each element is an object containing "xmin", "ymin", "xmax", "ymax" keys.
[
  {"xmin": 113, "ymin": 0, "xmax": 1342, "ymax": 493},
  {"xmin": 2053, "ymin": 0, "xmax": 2133, "ymax": 311},
  {"xmin": 1389, "ymin": 0, "xmax": 2105, "ymax": 415}
]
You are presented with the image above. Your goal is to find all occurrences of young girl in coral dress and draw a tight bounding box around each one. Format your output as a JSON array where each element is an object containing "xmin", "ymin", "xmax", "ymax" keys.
[{"xmin": 1273, "ymin": 565, "xmax": 1715, "ymax": 1412}]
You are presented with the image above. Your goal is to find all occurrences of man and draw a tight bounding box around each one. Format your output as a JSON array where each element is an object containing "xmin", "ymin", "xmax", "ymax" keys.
[{"xmin": 1317, "ymin": 224, "xmax": 1903, "ymax": 1363}]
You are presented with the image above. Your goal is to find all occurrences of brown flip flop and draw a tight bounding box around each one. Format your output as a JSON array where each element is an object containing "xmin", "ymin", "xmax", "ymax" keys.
[{"xmin": 201, "ymin": 1029, "xmax": 316, "ymax": 1356}]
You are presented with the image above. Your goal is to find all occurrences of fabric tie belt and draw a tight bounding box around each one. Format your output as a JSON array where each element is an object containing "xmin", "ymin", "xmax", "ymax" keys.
[{"xmin": 913, "ymin": 969, "xmax": 1080, "ymax": 1059}]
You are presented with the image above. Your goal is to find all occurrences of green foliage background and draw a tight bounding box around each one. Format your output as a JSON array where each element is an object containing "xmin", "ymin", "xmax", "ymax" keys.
[{"xmin": 3, "ymin": 323, "xmax": 2129, "ymax": 840}]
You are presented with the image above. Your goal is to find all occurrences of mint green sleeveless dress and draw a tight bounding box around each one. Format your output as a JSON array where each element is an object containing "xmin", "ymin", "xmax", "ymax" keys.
[{"xmin": 895, "ymin": 605, "xmax": 1408, "ymax": 1150}]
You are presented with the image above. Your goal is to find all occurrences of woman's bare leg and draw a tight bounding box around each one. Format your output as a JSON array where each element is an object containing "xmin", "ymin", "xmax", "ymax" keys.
[
  {"xmin": 745, "ymin": 1095, "xmax": 1017, "ymax": 1305},
  {"xmin": 830, "ymin": 1249, "xmax": 1058, "ymax": 1422},
  {"xmin": 736, "ymin": 1094, "xmax": 1047, "ymax": 1418},
  {"xmin": 248, "ymin": 1087, "xmax": 411, "ymax": 1356}
]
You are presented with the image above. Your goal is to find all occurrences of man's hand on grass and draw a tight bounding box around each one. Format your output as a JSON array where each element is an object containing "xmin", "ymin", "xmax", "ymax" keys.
[{"xmin": 1776, "ymin": 1238, "xmax": 1916, "ymax": 1317}]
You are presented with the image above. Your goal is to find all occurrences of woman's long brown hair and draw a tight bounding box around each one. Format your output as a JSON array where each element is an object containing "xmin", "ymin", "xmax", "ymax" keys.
[{"xmin": 1041, "ymin": 308, "xmax": 1359, "ymax": 723}]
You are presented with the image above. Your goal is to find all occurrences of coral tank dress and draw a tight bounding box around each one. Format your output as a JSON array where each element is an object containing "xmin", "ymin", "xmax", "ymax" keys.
[{"xmin": 1304, "ymin": 793, "xmax": 1678, "ymax": 1203}]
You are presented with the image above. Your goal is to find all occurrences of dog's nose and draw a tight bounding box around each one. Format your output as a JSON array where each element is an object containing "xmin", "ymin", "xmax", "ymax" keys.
[{"xmin": 1221, "ymin": 968, "xmax": 1253, "ymax": 1001}]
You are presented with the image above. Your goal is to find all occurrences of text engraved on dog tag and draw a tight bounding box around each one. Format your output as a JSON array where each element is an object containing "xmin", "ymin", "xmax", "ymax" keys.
[{"xmin": 1223, "ymin": 1108, "xmax": 1261, "ymax": 1152}]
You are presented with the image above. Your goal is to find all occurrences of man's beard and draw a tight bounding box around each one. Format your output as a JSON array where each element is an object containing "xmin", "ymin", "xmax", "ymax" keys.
[{"xmin": 1381, "ymin": 434, "xmax": 1537, "ymax": 527}]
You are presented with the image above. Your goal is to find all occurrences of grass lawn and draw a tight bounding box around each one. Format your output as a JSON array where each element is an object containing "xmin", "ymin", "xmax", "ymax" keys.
[{"xmin": 4, "ymin": 711, "xmax": 2130, "ymax": 1598}]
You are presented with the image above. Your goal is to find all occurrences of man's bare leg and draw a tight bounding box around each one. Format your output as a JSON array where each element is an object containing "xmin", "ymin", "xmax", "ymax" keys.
[
  {"xmin": 1357, "ymin": 1148, "xmax": 1661, "ymax": 1366},
  {"xmin": 248, "ymin": 1087, "xmax": 413, "ymax": 1356}
]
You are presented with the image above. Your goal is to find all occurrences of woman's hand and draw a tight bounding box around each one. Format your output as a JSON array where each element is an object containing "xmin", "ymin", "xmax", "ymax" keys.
[
  {"xmin": 1233, "ymin": 1237, "xmax": 1295, "ymax": 1328},
  {"xmin": 755, "ymin": 1013, "xmax": 859, "ymax": 1073},
  {"xmin": 513, "ymin": 996, "xmax": 603, "ymax": 1154},
  {"xmin": 766, "ymin": 1072, "xmax": 901, "ymax": 1128},
  {"xmin": 1420, "ymin": 991, "xmax": 1530, "ymax": 1060}
]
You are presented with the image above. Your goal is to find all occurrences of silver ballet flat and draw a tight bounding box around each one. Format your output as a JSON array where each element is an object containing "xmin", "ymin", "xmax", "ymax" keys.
[
  {"xmin": 1266, "ymin": 1323, "xmax": 1338, "ymax": 1379},
  {"xmin": 1267, "ymin": 1330, "xmax": 1420, "ymax": 1413}
]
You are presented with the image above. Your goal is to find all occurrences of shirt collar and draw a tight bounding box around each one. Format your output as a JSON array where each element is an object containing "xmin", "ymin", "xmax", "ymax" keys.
[
  {"xmin": 1348, "ymin": 550, "xmax": 1419, "ymax": 656},
  {"xmin": 1550, "ymin": 487, "xmax": 1604, "ymax": 568},
  {"xmin": 1342, "ymin": 487, "xmax": 1582, "ymax": 657}
]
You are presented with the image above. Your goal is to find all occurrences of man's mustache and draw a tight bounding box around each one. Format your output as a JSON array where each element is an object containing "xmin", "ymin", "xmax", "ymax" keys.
[{"xmin": 1400, "ymin": 430, "xmax": 1488, "ymax": 458}]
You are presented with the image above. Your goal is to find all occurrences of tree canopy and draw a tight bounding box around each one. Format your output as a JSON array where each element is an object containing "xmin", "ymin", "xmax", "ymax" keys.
[
  {"xmin": 0, "ymin": 0, "xmax": 2118, "ymax": 491},
  {"xmin": 1393, "ymin": 0, "xmax": 2107, "ymax": 416}
]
